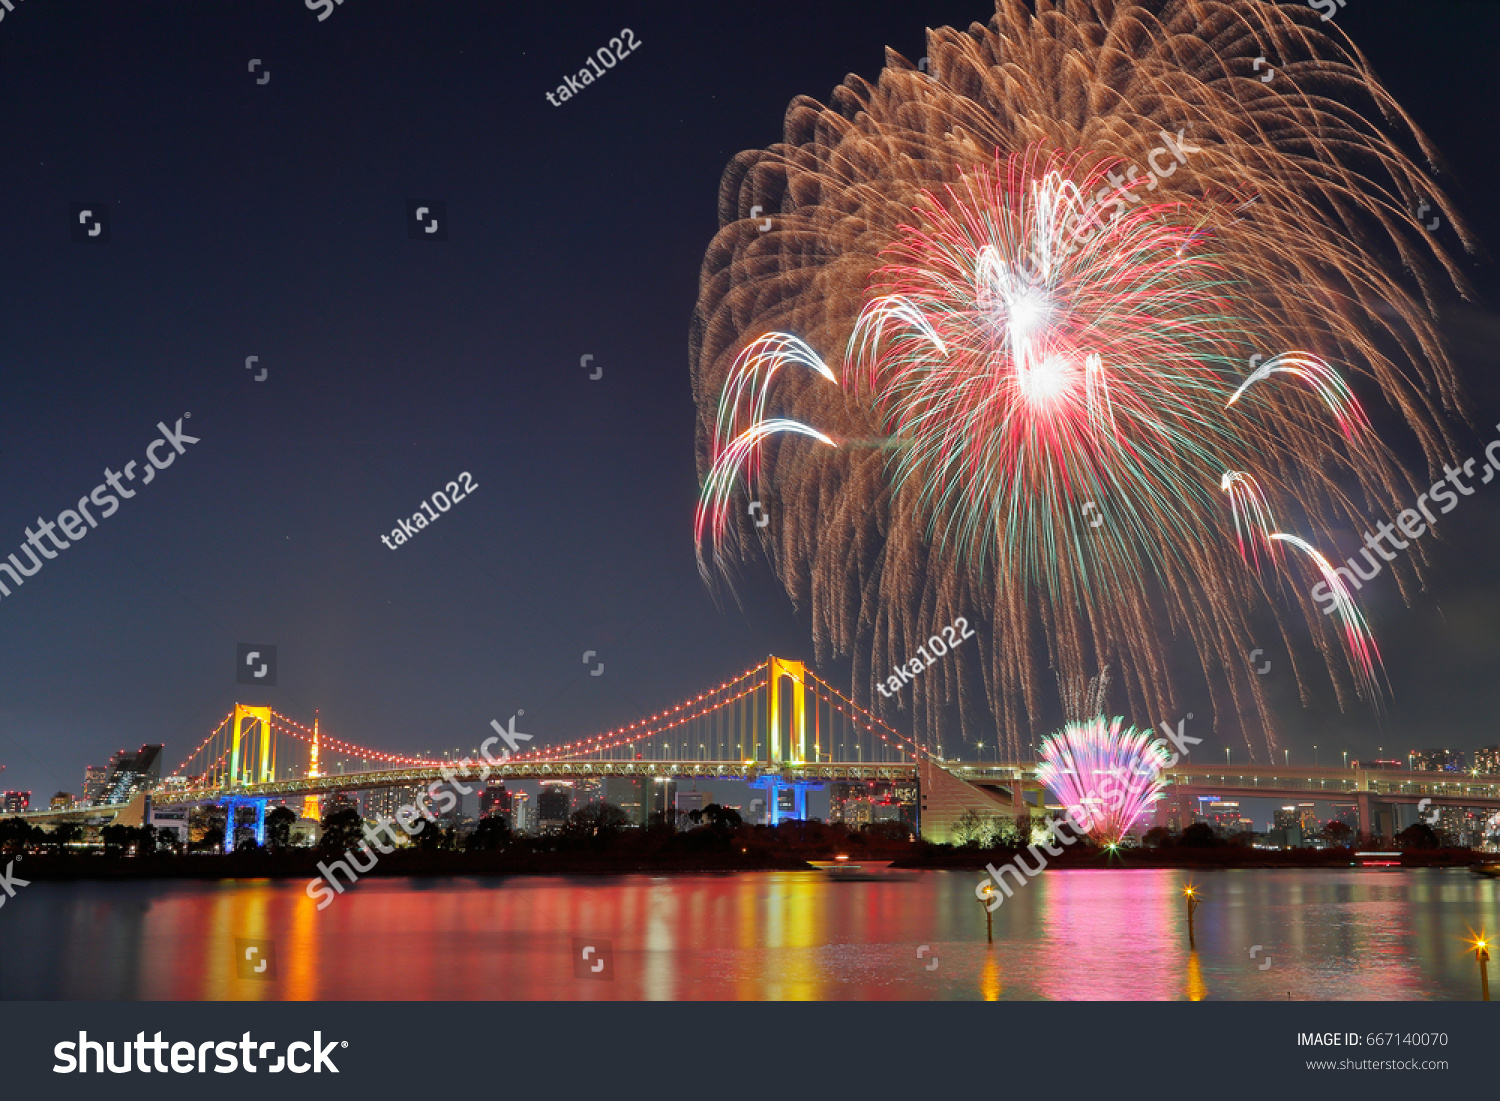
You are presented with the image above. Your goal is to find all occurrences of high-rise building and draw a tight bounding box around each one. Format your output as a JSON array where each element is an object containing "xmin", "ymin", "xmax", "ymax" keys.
[
  {"xmin": 322, "ymin": 792, "xmax": 358, "ymax": 819},
  {"xmin": 677, "ymin": 789, "xmax": 708, "ymax": 813},
  {"xmin": 480, "ymin": 782, "xmax": 513, "ymax": 821},
  {"xmin": 100, "ymin": 745, "xmax": 163, "ymax": 805},
  {"xmin": 891, "ymin": 781, "xmax": 920, "ymax": 831},
  {"xmin": 1205, "ymin": 800, "xmax": 1252, "ymax": 835},
  {"xmin": 650, "ymin": 779, "xmax": 678, "ymax": 821},
  {"xmin": 511, "ymin": 791, "xmax": 532, "ymax": 834},
  {"xmin": 1155, "ymin": 792, "xmax": 1197, "ymax": 832},
  {"xmin": 49, "ymin": 792, "xmax": 73, "ymax": 810},
  {"xmin": 1269, "ymin": 805, "xmax": 1305, "ymax": 848},
  {"xmin": 829, "ymin": 780, "xmax": 919, "ymax": 830},
  {"xmin": 82, "ymin": 765, "xmax": 108, "ymax": 805},
  {"xmin": 603, "ymin": 777, "xmax": 648, "ymax": 825},
  {"xmin": 828, "ymin": 781, "xmax": 862, "ymax": 824},
  {"xmin": 537, "ymin": 782, "xmax": 572, "ymax": 832},
  {"xmin": 365, "ymin": 785, "xmax": 420, "ymax": 822},
  {"xmin": 1473, "ymin": 746, "xmax": 1500, "ymax": 775},
  {"xmin": 1423, "ymin": 806, "xmax": 1481, "ymax": 848},
  {"xmin": 1411, "ymin": 749, "xmax": 1466, "ymax": 772},
  {"xmin": 844, "ymin": 798, "xmax": 873, "ymax": 827},
  {"xmin": 2, "ymin": 791, "xmax": 30, "ymax": 814}
]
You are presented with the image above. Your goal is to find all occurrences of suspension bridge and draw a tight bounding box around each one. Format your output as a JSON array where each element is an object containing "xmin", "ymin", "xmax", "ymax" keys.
[
  {"xmin": 17, "ymin": 655, "xmax": 1500, "ymax": 844},
  {"xmin": 23, "ymin": 658, "xmax": 956, "ymax": 845}
]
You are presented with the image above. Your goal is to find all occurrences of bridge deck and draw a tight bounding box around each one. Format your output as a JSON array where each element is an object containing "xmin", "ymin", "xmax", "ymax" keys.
[{"xmin": 20, "ymin": 761, "xmax": 1500, "ymax": 822}]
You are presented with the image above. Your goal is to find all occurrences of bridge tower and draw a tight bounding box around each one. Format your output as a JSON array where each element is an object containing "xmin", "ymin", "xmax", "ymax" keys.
[
  {"xmin": 227, "ymin": 704, "xmax": 274, "ymax": 788},
  {"xmin": 767, "ymin": 656, "xmax": 808, "ymax": 766},
  {"xmin": 222, "ymin": 704, "xmax": 273, "ymax": 853},
  {"xmin": 753, "ymin": 657, "xmax": 823, "ymax": 825}
]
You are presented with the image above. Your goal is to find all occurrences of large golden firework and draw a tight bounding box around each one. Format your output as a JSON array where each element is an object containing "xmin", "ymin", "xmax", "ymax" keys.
[{"xmin": 689, "ymin": 0, "xmax": 1471, "ymax": 759}]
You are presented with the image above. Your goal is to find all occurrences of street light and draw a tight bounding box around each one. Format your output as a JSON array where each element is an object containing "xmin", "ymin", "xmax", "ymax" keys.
[
  {"xmin": 1314, "ymin": 744, "xmax": 1319, "ymax": 766},
  {"xmin": 1343, "ymin": 751, "xmax": 1348, "ymax": 768}
]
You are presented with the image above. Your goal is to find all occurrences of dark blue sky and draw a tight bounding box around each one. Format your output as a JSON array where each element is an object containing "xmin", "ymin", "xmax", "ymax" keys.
[{"xmin": 1, "ymin": 0, "xmax": 1499, "ymax": 799}]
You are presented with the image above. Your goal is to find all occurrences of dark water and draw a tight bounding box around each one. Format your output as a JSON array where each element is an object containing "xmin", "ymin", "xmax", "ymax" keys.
[{"xmin": 1, "ymin": 867, "xmax": 1495, "ymax": 1000}]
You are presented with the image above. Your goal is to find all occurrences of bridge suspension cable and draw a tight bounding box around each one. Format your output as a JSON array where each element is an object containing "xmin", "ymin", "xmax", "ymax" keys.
[{"xmin": 163, "ymin": 657, "xmax": 935, "ymax": 795}]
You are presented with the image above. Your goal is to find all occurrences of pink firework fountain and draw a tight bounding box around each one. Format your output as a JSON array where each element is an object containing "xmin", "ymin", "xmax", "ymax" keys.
[{"xmin": 1036, "ymin": 716, "xmax": 1172, "ymax": 846}]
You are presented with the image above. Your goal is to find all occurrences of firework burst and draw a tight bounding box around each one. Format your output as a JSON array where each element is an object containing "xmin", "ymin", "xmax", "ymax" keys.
[
  {"xmin": 1036, "ymin": 716, "xmax": 1171, "ymax": 846},
  {"xmin": 690, "ymin": 0, "xmax": 1470, "ymax": 758}
]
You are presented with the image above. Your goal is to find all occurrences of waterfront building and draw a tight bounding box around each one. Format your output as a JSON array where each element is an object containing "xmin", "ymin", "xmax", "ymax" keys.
[
  {"xmin": 1473, "ymin": 746, "xmax": 1500, "ymax": 774},
  {"xmin": 100, "ymin": 745, "xmax": 163, "ymax": 805},
  {"xmin": 511, "ymin": 791, "xmax": 532, "ymax": 834},
  {"xmin": 1268, "ymin": 806, "xmax": 1305, "ymax": 848},
  {"xmin": 829, "ymin": 780, "xmax": 920, "ymax": 832},
  {"xmin": 2, "ymin": 791, "xmax": 30, "ymax": 813},
  {"xmin": 891, "ymin": 781, "xmax": 920, "ymax": 831},
  {"xmin": 365, "ymin": 785, "xmax": 420, "ymax": 821},
  {"xmin": 480, "ymin": 782, "xmax": 513, "ymax": 821},
  {"xmin": 537, "ymin": 782, "xmax": 572, "ymax": 832},
  {"xmin": 150, "ymin": 807, "xmax": 189, "ymax": 845},
  {"xmin": 1205, "ymin": 800, "xmax": 1253, "ymax": 836},
  {"xmin": 1154, "ymin": 791, "xmax": 1197, "ymax": 832},
  {"xmin": 602, "ymin": 777, "xmax": 648, "ymax": 825},
  {"xmin": 291, "ymin": 817, "xmax": 321, "ymax": 847},
  {"xmin": 650, "ymin": 778, "xmax": 677, "ymax": 822},
  {"xmin": 82, "ymin": 765, "xmax": 107, "ymax": 804},
  {"xmin": 1411, "ymin": 748, "xmax": 1466, "ymax": 772},
  {"xmin": 322, "ymin": 792, "xmax": 358, "ymax": 818}
]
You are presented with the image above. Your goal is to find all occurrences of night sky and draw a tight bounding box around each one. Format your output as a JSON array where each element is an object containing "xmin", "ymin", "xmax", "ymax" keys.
[{"xmin": 2, "ymin": 0, "xmax": 1499, "ymax": 806}]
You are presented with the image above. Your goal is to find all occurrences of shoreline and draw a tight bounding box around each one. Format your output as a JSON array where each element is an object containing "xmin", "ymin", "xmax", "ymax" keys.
[{"xmin": 11, "ymin": 845, "xmax": 1488, "ymax": 883}]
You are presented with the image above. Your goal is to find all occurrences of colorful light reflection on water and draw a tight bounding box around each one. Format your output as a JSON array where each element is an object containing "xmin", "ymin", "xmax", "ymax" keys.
[{"xmin": 1, "ymin": 868, "xmax": 1495, "ymax": 1000}]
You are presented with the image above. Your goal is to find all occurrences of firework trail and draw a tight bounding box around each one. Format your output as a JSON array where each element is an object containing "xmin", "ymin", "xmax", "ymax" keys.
[
  {"xmin": 1227, "ymin": 353, "xmax": 1369, "ymax": 439},
  {"xmin": 690, "ymin": 0, "xmax": 1470, "ymax": 758},
  {"xmin": 1269, "ymin": 532, "xmax": 1385, "ymax": 703},
  {"xmin": 1220, "ymin": 471, "xmax": 1277, "ymax": 570},
  {"xmin": 1036, "ymin": 716, "xmax": 1171, "ymax": 846}
]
